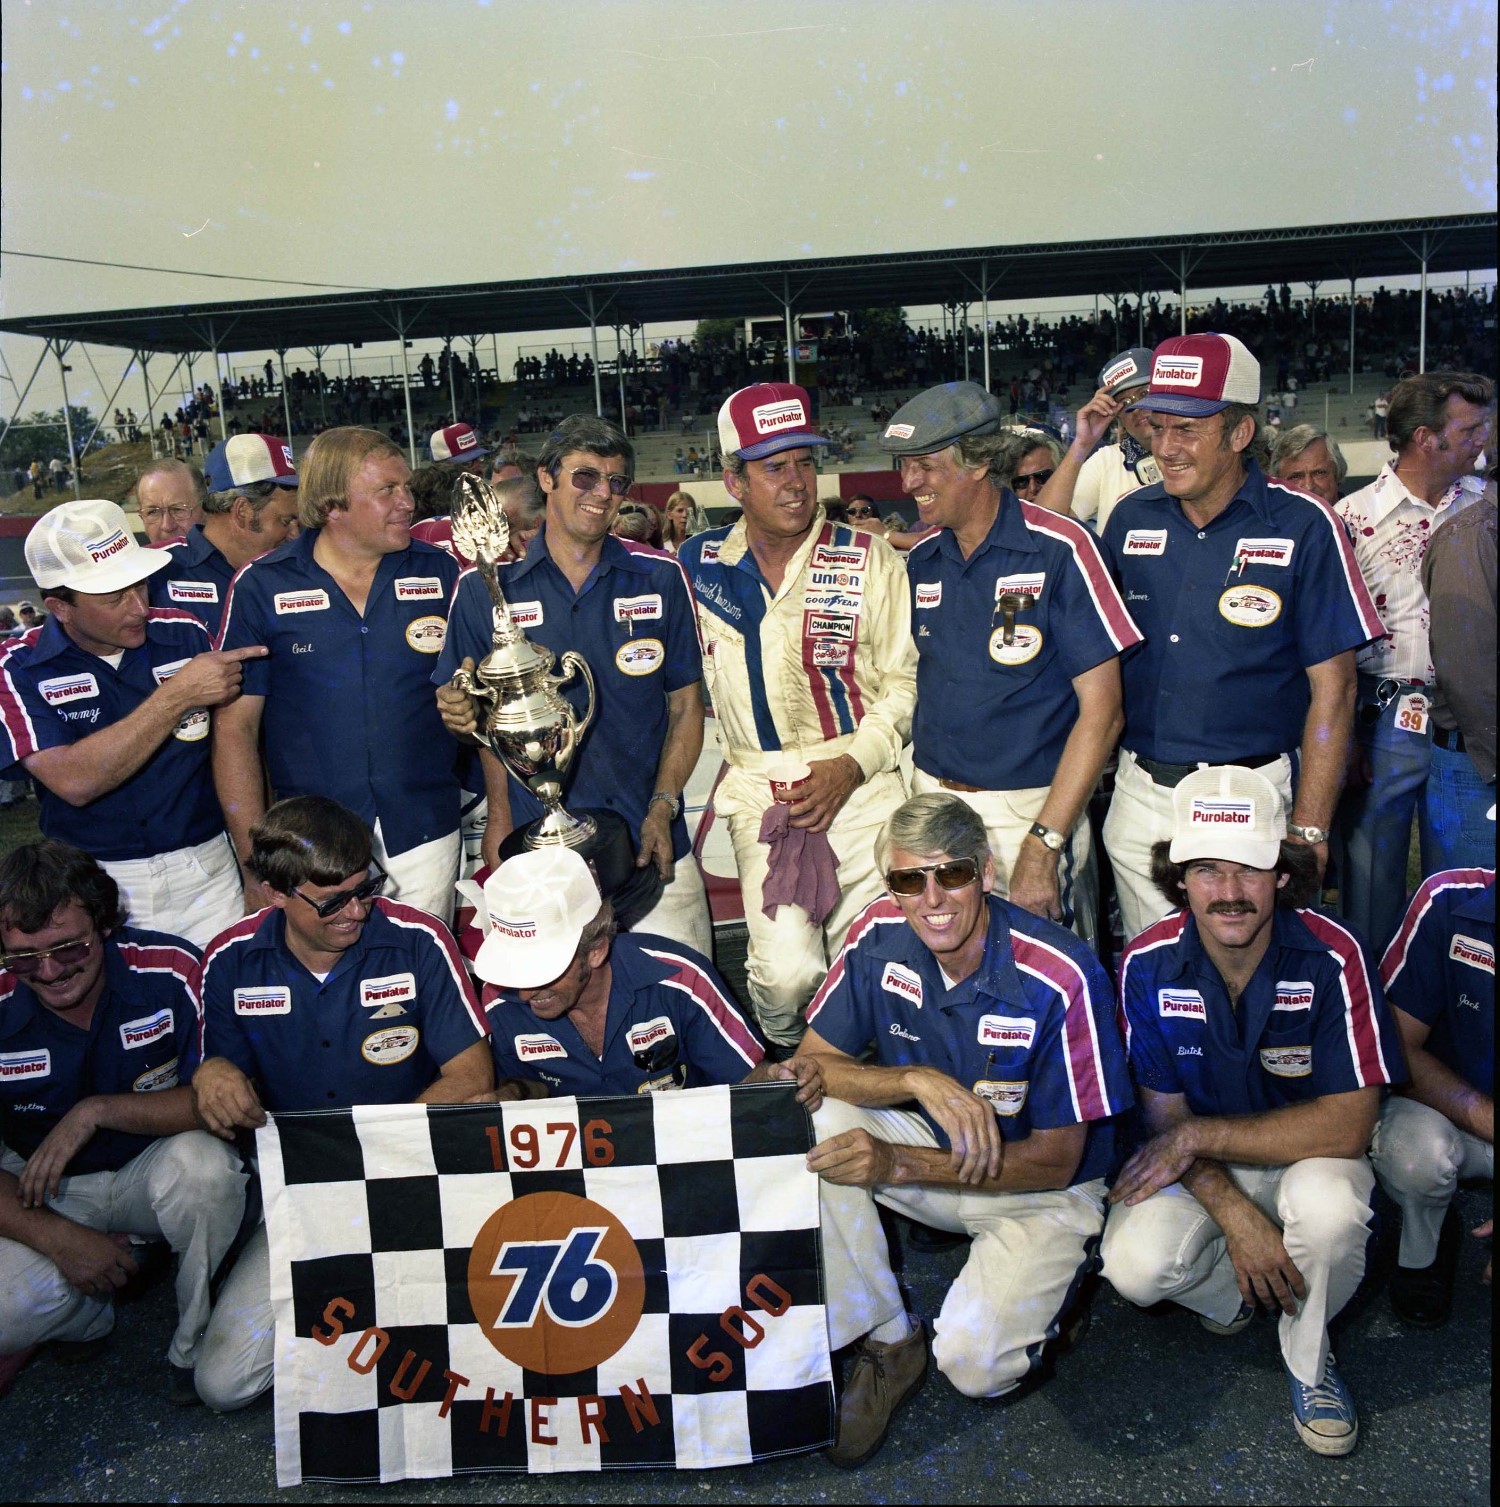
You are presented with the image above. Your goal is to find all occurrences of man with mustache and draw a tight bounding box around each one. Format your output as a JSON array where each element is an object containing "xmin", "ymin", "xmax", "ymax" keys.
[{"xmin": 1101, "ymin": 765, "xmax": 1404, "ymax": 1457}]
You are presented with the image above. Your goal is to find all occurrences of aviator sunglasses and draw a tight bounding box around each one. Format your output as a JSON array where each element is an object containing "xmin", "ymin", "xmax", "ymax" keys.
[
  {"xmin": 1011, "ymin": 469, "xmax": 1056, "ymax": 492},
  {"xmin": 558, "ymin": 464, "xmax": 634, "ymax": 498},
  {"xmin": 2, "ymin": 937, "xmax": 95, "ymax": 978},
  {"xmin": 885, "ymin": 857, "xmax": 981, "ymax": 897}
]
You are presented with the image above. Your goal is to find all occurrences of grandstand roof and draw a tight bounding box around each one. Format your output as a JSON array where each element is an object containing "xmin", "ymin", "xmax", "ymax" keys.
[{"xmin": 2, "ymin": 215, "xmax": 1493, "ymax": 357}]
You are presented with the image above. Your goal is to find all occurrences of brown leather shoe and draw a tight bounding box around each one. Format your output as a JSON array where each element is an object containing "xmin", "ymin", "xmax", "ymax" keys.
[{"xmin": 826, "ymin": 1318, "xmax": 928, "ymax": 1469}]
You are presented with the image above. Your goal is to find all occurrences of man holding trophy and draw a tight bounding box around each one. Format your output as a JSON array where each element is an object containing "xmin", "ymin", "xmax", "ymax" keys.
[{"xmin": 434, "ymin": 415, "xmax": 712, "ymax": 955}]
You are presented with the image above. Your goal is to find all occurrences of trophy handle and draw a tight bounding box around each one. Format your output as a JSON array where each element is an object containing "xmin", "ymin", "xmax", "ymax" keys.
[{"xmin": 555, "ymin": 651, "xmax": 597, "ymax": 747}]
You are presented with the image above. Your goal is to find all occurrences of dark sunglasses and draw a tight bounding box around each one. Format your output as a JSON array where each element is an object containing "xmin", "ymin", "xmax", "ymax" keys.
[
  {"xmin": 846, "ymin": 506, "xmax": 878, "ymax": 518},
  {"xmin": 2, "ymin": 937, "xmax": 94, "ymax": 979},
  {"xmin": 560, "ymin": 464, "xmax": 633, "ymax": 498},
  {"xmin": 293, "ymin": 863, "xmax": 388, "ymax": 919},
  {"xmin": 1011, "ymin": 469, "xmax": 1056, "ymax": 491},
  {"xmin": 632, "ymin": 1035, "xmax": 684, "ymax": 1079},
  {"xmin": 885, "ymin": 858, "xmax": 981, "ymax": 897}
]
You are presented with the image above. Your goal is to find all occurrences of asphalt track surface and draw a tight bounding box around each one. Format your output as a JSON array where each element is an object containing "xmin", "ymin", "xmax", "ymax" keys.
[{"xmin": 2, "ymin": 1182, "xmax": 1489, "ymax": 1505}]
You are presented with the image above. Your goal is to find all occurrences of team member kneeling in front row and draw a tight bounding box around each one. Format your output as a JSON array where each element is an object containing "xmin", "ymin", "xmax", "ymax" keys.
[
  {"xmin": 794, "ymin": 792, "xmax": 1132, "ymax": 1468},
  {"xmin": 469, "ymin": 845, "xmax": 821, "ymax": 1105},
  {"xmin": 1101, "ymin": 766, "xmax": 1404, "ymax": 1457},
  {"xmin": 0, "ymin": 841, "xmax": 245, "ymax": 1404},
  {"xmin": 189, "ymin": 796, "xmax": 492, "ymax": 1411}
]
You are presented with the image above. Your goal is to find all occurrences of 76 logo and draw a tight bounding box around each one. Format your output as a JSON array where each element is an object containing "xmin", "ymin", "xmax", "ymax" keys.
[{"xmin": 490, "ymin": 1228, "xmax": 618, "ymax": 1328}]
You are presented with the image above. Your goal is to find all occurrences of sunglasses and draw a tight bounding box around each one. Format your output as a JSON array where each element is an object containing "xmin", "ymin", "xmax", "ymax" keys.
[
  {"xmin": 2, "ymin": 937, "xmax": 94, "ymax": 979},
  {"xmin": 846, "ymin": 506, "xmax": 878, "ymax": 518},
  {"xmin": 293, "ymin": 864, "xmax": 388, "ymax": 920},
  {"xmin": 885, "ymin": 857, "xmax": 981, "ymax": 897},
  {"xmin": 1011, "ymin": 469, "xmax": 1055, "ymax": 491},
  {"xmin": 559, "ymin": 464, "xmax": 633, "ymax": 498},
  {"xmin": 631, "ymin": 1035, "xmax": 683, "ymax": 1075}
]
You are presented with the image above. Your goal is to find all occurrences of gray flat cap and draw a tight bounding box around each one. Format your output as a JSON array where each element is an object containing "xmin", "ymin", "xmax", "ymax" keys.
[{"xmin": 877, "ymin": 382, "xmax": 1003, "ymax": 456}]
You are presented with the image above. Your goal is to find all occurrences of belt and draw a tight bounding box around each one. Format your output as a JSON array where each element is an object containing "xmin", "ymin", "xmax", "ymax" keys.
[
  {"xmin": 937, "ymin": 777, "xmax": 986, "ymax": 793},
  {"xmin": 1133, "ymin": 752, "xmax": 1285, "ymax": 789},
  {"xmin": 1432, "ymin": 724, "xmax": 1467, "ymax": 752}
]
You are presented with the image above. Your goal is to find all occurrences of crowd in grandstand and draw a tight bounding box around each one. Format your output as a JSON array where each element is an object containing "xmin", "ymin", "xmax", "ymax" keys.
[{"xmin": 0, "ymin": 328, "xmax": 1493, "ymax": 1477}]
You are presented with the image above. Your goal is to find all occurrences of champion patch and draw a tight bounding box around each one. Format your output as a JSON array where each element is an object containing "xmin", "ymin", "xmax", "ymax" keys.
[
  {"xmin": 627, "ymin": 1016, "xmax": 676, "ymax": 1055},
  {"xmin": 234, "ymin": 986, "xmax": 292, "ymax": 1016},
  {"xmin": 914, "ymin": 582, "xmax": 942, "ymax": 610},
  {"xmin": 167, "ymin": 580, "xmax": 219, "ymax": 603},
  {"xmin": 515, "ymin": 1032, "xmax": 567, "ymax": 1062},
  {"xmin": 1233, "ymin": 538, "xmax": 1295, "ymax": 569},
  {"xmin": 614, "ymin": 593, "xmax": 664, "ymax": 623},
  {"xmin": 806, "ymin": 612, "xmax": 855, "ymax": 641},
  {"xmin": 977, "ymin": 1014, "xmax": 1037, "ymax": 1050},
  {"xmin": 996, "ymin": 572, "xmax": 1045, "ymax": 599},
  {"xmin": 1449, "ymin": 934, "xmax": 1494, "ymax": 973},
  {"xmin": 1259, "ymin": 1044, "xmax": 1313, "ymax": 1078},
  {"xmin": 880, "ymin": 962, "xmax": 924, "ymax": 1009},
  {"xmin": 360, "ymin": 972, "xmax": 415, "ymax": 1018},
  {"xmin": 405, "ymin": 615, "xmax": 447, "ymax": 654},
  {"xmin": 394, "ymin": 577, "xmax": 444, "ymax": 602},
  {"xmin": 1123, "ymin": 530, "xmax": 1168, "ymax": 556},
  {"xmin": 1188, "ymin": 798, "xmax": 1256, "ymax": 829},
  {"xmin": 119, "ymin": 1008, "xmax": 174, "ymax": 1051},
  {"xmin": 1218, "ymin": 585, "xmax": 1282, "ymax": 627},
  {"xmin": 0, "ymin": 1049, "xmax": 51, "ymax": 1081},
  {"xmin": 616, "ymin": 637, "xmax": 665, "ymax": 676},
  {"xmin": 1158, "ymin": 988, "xmax": 1207, "ymax": 1021},
  {"xmin": 1273, "ymin": 981, "xmax": 1314, "ymax": 1011},
  {"xmin": 361, "ymin": 1025, "xmax": 420, "ymax": 1065},
  {"xmin": 274, "ymin": 589, "xmax": 330, "ymax": 615},
  {"xmin": 37, "ymin": 673, "xmax": 99, "ymax": 706},
  {"xmin": 973, "ymin": 1080, "xmax": 1029, "ymax": 1116}
]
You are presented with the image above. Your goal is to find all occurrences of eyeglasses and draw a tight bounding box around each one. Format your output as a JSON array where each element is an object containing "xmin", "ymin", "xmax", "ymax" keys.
[
  {"xmin": 292, "ymin": 864, "xmax": 388, "ymax": 920},
  {"xmin": 2, "ymin": 937, "xmax": 95, "ymax": 979},
  {"xmin": 846, "ymin": 506, "xmax": 878, "ymax": 518},
  {"xmin": 139, "ymin": 505, "xmax": 199, "ymax": 522},
  {"xmin": 1011, "ymin": 469, "xmax": 1055, "ymax": 492},
  {"xmin": 559, "ymin": 464, "xmax": 633, "ymax": 498},
  {"xmin": 885, "ymin": 857, "xmax": 981, "ymax": 897}
]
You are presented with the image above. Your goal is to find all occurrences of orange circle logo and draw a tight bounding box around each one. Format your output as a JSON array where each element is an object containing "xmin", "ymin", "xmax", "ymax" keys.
[{"xmin": 467, "ymin": 1191, "xmax": 645, "ymax": 1373}]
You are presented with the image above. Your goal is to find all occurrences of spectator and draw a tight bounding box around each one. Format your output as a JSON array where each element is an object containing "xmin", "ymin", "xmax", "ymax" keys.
[
  {"xmin": 134, "ymin": 460, "xmax": 208, "ymax": 546},
  {"xmin": 1269, "ymin": 425, "xmax": 1348, "ymax": 507}
]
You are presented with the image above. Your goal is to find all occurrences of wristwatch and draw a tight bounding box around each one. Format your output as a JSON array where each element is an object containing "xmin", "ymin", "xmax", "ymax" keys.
[
  {"xmin": 1027, "ymin": 821, "xmax": 1067, "ymax": 853},
  {"xmin": 648, "ymin": 791, "xmax": 681, "ymax": 819},
  {"xmin": 1287, "ymin": 822, "xmax": 1328, "ymax": 844}
]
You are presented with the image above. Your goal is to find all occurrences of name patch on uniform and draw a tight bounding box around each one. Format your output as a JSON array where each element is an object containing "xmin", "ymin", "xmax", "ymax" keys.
[
  {"xmin": 37, "ymin": 673, "xmax": 99, "ymax": 706},
  {"xmin": 914, "ymin": 582, "xmax": 943, "ymax": 610},
  {"xmin": 405, "ymin": 615, "xmax": 447, "ymax": 654},
  {"xmin": 616, "ymin": 638, "xmax": 665, "ymax": 676},
  {"xmin": 973, "ymin": 1079, "xmax": 1028, "ymax": 1115},
  {"xmin": 1123, "ymin": 530, "xmax": 1168, "ymax": 556},
  {"xmin": 234, "ymin": 986, "xmax": 292, "ymax": 1016},
  {"xmin": 812, "ymin": 544, "xmax": 867, "ymax": 570},
  {"xmin": 1449, "ymin": 934, "xmax": 1494, "ymax": 973},
  {"xmin": 1273, "ymin": 981, "xmax": 1314, "ymax": 1011},
  {"xmin": 511, "ymin": 602, "xmax": 544, "ymax": 629},
  {"xmin": 881, "ymin": 962, "xmax": 924, "ymax": 1009},
  {"xmin": 978, "ymin": 1014, "xmax": 1037, "ymax": 1049},
  {"xmin": 515, "ymin": 1033, "xmax": 567, "ymax": 1062},
  {"xmin": 360, "ymin": 973, "xmax": 415, "ymax": 1018},
  {"xmin": 394, "ymin": 577, "xmax": 444, "ymax": 602},
  {"xmin": 1259, "ymin": 1044, "xmax": 1313, "ymax": 1078},
  {"xmin": 167, "ymin": 580, "xmax": 219, "ymax": 603},
  {"xmin": 1218, "ymin": 585, "xmax": 1282, "ymax": 627},
  {"xmin": 1158, "ymin": 988, "xmax": 1207, "ymax": 1020},
  {"xmin": 274, "ymin": 589, "xmax": 331, "ymax": 615},
  {"xmin": 1233, "ymin": 538, "xmax": 1295, "ymax": 568},
  {"xmin": 614, "ymin": 593, "xmax": 664, "ymax": 623},
  {"xmin": 1188, "ymin": 797, "xmax": 1255, "ymax": 829},
  {"xmin": 362, "ymin": 1025, "xmax": 419, "ymax": 1065},
  {"xmin": 627, "ymin": 1016, "xmax": 676, "ymax": 1055},
  {"xmin": 0, "ymin": 1049, "xmax": 51, "ymax": 1081},
  {"xmin": 989, "ymin": 625, "xmax": 1042, "ymax": 665},
  {"xmin": 119, "ymin": 1008, "xmax": 174, "ymax": 1051},
  {"xmin": 133, "ymin": 1060, "xmax": 179, "ymax": 1093},
  {"xmin": 996, "ymin": 572, "xmax": 1045, "ymax": 598}
]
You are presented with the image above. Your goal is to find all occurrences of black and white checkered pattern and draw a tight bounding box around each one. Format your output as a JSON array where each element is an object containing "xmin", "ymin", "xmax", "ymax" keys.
[{"xmin": 260, "ymin": 1082, "xmax": 834, "ymax": 1485}]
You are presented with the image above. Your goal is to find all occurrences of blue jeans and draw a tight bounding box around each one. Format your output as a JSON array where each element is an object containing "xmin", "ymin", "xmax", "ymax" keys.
[
  {"xmin": 1425, "ymin": 741, "xmax": 1496, "ymax": 872},
  {"xmin": 1336, "ymin": 688, "xmax": 1433, "ymax": 954}
]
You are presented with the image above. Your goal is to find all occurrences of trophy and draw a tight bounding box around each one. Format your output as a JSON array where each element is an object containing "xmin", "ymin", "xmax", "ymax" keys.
[{"xmin": 447, "ymin": 476, "xmax": 654, "ymax": 912}]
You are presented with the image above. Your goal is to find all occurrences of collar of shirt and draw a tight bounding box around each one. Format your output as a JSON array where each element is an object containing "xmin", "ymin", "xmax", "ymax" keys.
[
  {"xmin": 1453, "ymin": 881, "xmax": 1497, "ymax": 928},
  {"xmin": 171, "ymin": 524, "xmax": 224, "ymax": 571},
  {"xmin": 241, "ymin": 898, "xmax": 398, "ymax": 984},
  {"xmin": 714, "ymin": 505, "xmax": 827, "ymax": 587},
  {"xmin": 24, "ymin": 610, "xmax": 196, "ymax": 670},
  {"xmin": 506, "ymin": 526, "xmax": 655, "ymax": 597},
  {"xmin": 867, "ymin": 895, "xmax": 1032, "ymax": 1014},
  {"xmin": 3, "ymin": 931, "xmax": 166, "ymax": 1041},
  {"xmin": 932, "ymin": 489, "xmax": 1041, "ymax": 569},
  {"xmin": 1365, "ymin": 461, "xmax": 1477, "ymax": 528}
]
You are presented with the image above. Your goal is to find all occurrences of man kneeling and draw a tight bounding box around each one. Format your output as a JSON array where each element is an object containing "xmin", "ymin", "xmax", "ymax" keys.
[
  {"xmin": 796, "ymin": 792, "xmax": 1131, "ymax": 1467},
  {"xmin": 1101, "ymin": 767, "xmax": 1404, "ymax": 1457}
]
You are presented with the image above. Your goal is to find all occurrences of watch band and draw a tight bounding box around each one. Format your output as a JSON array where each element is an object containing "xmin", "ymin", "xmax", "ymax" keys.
[
  {"xmin": 648, "ymin": 791, "xmax": 681, "ymax": 819},
  {"xmin": 1028, "ymin": 820, "xmax": 1067, "ymax": 853}
]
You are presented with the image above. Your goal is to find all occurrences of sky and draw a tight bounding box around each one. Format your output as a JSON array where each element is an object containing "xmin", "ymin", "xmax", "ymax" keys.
[{"xmin": 2, "ymin": 0, "xmax": 1495, "ymax": 422}]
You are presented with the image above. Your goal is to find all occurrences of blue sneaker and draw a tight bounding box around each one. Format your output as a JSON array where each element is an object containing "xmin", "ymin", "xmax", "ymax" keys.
[{"xmin": 1286, "ymin": 1354, "xmax": 1358, "ymax": 1456}]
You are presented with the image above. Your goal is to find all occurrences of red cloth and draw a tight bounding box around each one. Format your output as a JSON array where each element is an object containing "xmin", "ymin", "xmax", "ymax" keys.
[{"xmin": 757, "ymin": 802, "xmax": 841, "ymax": 925}]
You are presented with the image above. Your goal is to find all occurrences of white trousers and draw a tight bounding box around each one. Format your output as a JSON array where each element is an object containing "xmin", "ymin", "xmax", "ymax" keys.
[
  {"xmin": 1102, "ymin": 750, "xmax": 1295, "ymax": 944},
  {"xmin": 373, "ymin": 820, "xmax": 462, "ymax": 926},
  {"xmin": 101, "ymin": 833, "xmax": 243, "ymax": 949},
  {"xmin": 714, "ymin": 764, "xmax": 908, "ymax": 1045},
  {"xmin": 194, "ymin": 1221, "xmax": 274, "ymax": 1411},
  {"xmin": 1369, "ymin": 1095, "xmax": 1493, "ymax": 1267},
  {"xmin": 814, "ymin": 1099, "xmax": 1106, "ymax": 1398},
  {"xmin": 634, "ymin": 851, "xmax": 714, "ymax": 959},
  {"xmin": 1100, "ymin": 1155, "xmax": 1374, "ymax": 1386},
  {"xmin": 0, "ymin": 1134, "xmax": 246, "ymax": 1368}
]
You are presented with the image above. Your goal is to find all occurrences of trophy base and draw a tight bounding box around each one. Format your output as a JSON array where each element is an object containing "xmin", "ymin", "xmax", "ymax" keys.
[
  {"xmin": 523, "ymin": 806, "xmax": 598, "ymax": 849},
  {"xmin": 499, "ymin": 807, "xmax": 664, "ymax": 932}
]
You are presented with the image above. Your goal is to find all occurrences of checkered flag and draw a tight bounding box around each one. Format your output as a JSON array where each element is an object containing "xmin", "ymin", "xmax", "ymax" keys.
[{"xmin": 259, "ymin": 1082, "xmax": 834, "ymax": 1485}]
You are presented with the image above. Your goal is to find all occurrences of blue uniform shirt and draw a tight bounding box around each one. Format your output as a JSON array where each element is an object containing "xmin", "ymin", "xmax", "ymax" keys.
[
  {"xmin": 0, "ymin": 611, "xmax": 225, "ymax": 861},
  {"xmin": 906, "ymin": 491, "xmax": 1142, "ymax": 788},
  {"xmin": 217, "ymin": 530, "xmax": 463, "ymax": 857},
  {"xmin": 482, "ymin": 932, "xmax": 764, "ymax": 1096},
  {"xmin": 198, "ymin": 898, "xmax": 486, "ymax": 1112},
  {"xmin": 0, "ymin": 927, "xmax": 202, "ymax": 1175},
  {"xmin": 1120, "ymin": 906, "xmax": 1404, "ymax": 1115},
  {"xmin": 434, "ymin": 530, "xmax": 703, "ymax": 860},
  {"xmin": 806, "ymin": 895, "xmax": 1132, "ymax": 1185},
  {"xmin": 149, "ymin": 525, "xmax": 238, "ymax": 636},
  {"xmin": 1100, "ymin": 460, "xmax": 1384, "ymax": 762},
  {"xmin": 1381, "ymin": 868, "xmax": 1494, "ymax": 1098}
]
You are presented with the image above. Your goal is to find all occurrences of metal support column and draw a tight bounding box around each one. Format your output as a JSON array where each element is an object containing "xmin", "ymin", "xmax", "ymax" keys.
[
  {"xmin": 1418, "ymin": 233, "xmax": 1430, "ymax": 373},
  {"xmin": 614, "ymin": 325, "xmax": 629, "ymax": 436},
  {"xmin": 982, "ymin": 260, "xmax": 992, "ymax": 392},
  {"xmin": 395, "ymin": 309, "xmax": 418, "ymax": 468},
  {"xmin": 587, "ymin": 290, "xmax": 603, "ymax": 417},
  {"xmin": 140, "ymin": 352, "xmax": 156, "ymax": 458},
  {"xmin": 784, "ymin": 274, "xmax": 795, "ymax": 383},
  {"xmin": 311, "ymin": 346, "xmax": 328, "ymax": 429},
  {"xmin": 1180, "ymin": 250, "xmax": 1188, "ymax": 335},
  {"xmin": 1306, "ymin": 280, "xmax": 1321, "ymax": 338},
  {"xmin": 0, "ymin": 343, "xmax": 52, "ymax": 454},
  {"xmin": 1348, "ymin": 274, "xmax": 1358, "ymax": 395},
  {"xmin": 277, "ymin": 350, "xmax": 293, "ymax": 447},
  {"xmin": 446, "ymin": 342, "xmax": 459, "ymax": 423},
  {"xmin": 208, "ymin": 321, "xmax": 228, "ymax": 441},
  {"xmin": 51, "ymin": 340, "xmax": 82, "ymax": 498}
]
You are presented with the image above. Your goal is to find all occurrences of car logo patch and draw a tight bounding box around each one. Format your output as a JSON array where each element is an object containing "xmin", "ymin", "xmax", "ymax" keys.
[
  {"xmin": 1259, "ymin": 1045, "xmax": 1313, "ymax": 1078},
  {"xmin": 404, "ymin": 615, "xmax": 447, "ymax": 654},
  {"xmin": 133, "ymin": 1060, "xmax": 179, "ymax": 1093},
  {"xmin": 973, "ymin": 1080, "xmax": 1028, "ymax": 1115},
  {"xmin": 989, "ymin": 625, "xmax": 1042, "ymax": 665},
  {"xmin": 361, "ymin": 1025, "xmax": 420, "ymax": 1065},
  {"xmin": 616, "ymin": 637, "xmax": 665, "ymax": 676},
  {"xmin": 1218, "ymin": 585, "xmax": 1282, "ymax": 627}
]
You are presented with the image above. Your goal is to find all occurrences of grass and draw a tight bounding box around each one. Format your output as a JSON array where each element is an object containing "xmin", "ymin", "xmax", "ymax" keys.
[{"xmin": 0, "ymin": 797, "xmax": 42, "ymax": 857}]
